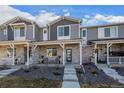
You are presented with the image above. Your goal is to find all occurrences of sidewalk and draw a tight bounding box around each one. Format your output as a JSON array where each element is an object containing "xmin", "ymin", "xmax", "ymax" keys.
[
  {"xmin": 97, "ymin": 64, "xmax": 124, "ymax": 84},
  {"xmin": 62, "ymin": 65, "xmax": 80, "ymax": 88},
  {"xmin": 0, "ymin": 68, "xmax": 19, "ymax": 78}
]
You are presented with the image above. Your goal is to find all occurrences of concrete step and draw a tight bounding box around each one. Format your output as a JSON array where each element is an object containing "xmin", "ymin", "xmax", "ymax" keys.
[
  {"xmin": 62, "ymin": 81, "xmax": 80, "ymax": 88},
  {"xmin": 63, "ymin": 74, "xmax": 78, "ymax": 81}
]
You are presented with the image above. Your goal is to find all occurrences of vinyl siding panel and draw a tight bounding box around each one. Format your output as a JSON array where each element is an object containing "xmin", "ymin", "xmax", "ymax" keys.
[
  {"xmin": 49, "ymin": 19, "xmax": 79, "ymax": 41},
  {"xmin": 8, "ymin": 26, "xmax": 14, "ymax": 40},
  {"xmin": 35, "ymin": 26, "xmax": 43, "ymax": 41},
  {"xmin": 26, "ymin": 25, "xmax": 33, "ymax": 40},
  {"xmin": 87, "ymin": 27, "xmax": 98, "ymax": 41},
  {"xmin": 118, "ymin": 24, "xmax": 124, "ymax": 38},
  {"xmin": 71, "ymin": 24, "xmax": 79, "ymax": 39}
]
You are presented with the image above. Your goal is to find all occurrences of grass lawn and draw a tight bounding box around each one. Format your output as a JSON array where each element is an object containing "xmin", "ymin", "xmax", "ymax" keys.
[
  {"xmin": 80, "ymin": 83, "xmax": 124, "ymax": 88},
  {"xmin": 0, "ymin": 76, "xmax": 62, "ymax": 88}
]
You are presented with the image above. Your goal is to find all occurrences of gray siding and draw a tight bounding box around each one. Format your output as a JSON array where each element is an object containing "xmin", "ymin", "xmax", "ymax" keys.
[
  {"xmin": 71, "ymin": 24, "xmax": 79, "ymax": 39},
  {"xmin": 26, "ymin": 25, "xmax": 34, "ymax": 40},
  {"xmin": 0, "ymin": 28, "xmax": 8, "ymax": 41},
  {"xmin": 87, "ymin": 27, "xmax": 98, "ymax": 41},
  {"xmin": 8, "ymin": 26, "xmax": 14, "ymax": 40},
  {"xmin": 49, "ymin": 19, "xmax": 79, "ymax": 41},
  {"xmin": 35, "ymin": 25, "xmax": 43, "ymax": 41},
  {"xmin": 118, "ymin": 24, "xmax": 124, "ymax": 38}
]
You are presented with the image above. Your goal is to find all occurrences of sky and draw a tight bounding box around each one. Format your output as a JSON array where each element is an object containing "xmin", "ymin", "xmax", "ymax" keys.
[{"xmin": 0, "ymin": 5, "xmax": 124, "ymax": 27}]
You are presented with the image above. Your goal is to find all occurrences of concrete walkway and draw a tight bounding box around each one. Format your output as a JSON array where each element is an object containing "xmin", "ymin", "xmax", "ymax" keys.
[
  {"xmin": 97, "ymin": 64, "xmax": 124, "ymax": 84},
  {"xmin": 0, "ymin": 68, "xmax": 19, "ymax": 78},
  {"xmin": 62, "ymin": 65, "xmax": 80, "ymax": 88}
]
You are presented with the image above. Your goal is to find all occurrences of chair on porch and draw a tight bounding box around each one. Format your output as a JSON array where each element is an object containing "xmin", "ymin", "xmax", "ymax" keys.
[
  {"xmin": 38, "ymin": 55, "xmax": 44, "ymax": 64},
  {"xmin": 55, "ymin": 56, "xmax": 61, "ymax": 64},
  {"xmin": 44, "ymin": 57, "xmax": 49, "ymax": 64}
]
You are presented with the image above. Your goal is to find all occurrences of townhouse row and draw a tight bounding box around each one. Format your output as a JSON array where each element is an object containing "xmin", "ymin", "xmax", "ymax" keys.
[{"xmin": 0, "ymin": 16, "xmax": 124, "ymax": 66}]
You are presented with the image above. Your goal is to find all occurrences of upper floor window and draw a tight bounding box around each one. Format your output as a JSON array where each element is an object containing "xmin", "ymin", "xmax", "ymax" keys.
[
  {"xmin": 14, "ymin": 26, "xmax": 25, "ymax": 40},
  {"xmin": 98, "ymin": 26, "xmax": 118, "ymax": 39},
  {"xmin": 57, "ymin": 25, "xmax": 70, "ymax": 40},
  {"xmin": 104, "ymin": 26, "xmax": 118, "ymax": 38},
  {"xmin": 104, "ymin": 28, "xmax": 110, "ymax": 37},
  {"xmin": 80, "ymin": 29, "xmax": 87, "ymax": 37}
]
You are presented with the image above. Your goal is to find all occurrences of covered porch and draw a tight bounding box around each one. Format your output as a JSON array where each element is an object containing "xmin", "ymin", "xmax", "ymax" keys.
[
  {"xmin": 92, "ymin": 39, "xmax": 124, "ymax": 67},
  {"xmin": 0, "ymin": 41, "xmax": 32, "ymax": 66},
  {"xmin": 32, "ymin": 39, "xmax": 82, "ymax": 66}
]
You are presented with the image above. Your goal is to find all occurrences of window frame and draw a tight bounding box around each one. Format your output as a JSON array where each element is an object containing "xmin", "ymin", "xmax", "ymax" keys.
[
  {"xmin": 103, "ymin": 26, "xmax": 118, "ymax": 38},
  {"xmin": 57, "ymin": 25, "xmax": 71, "ymax": 40},
  {"xmin": 47, "ymin": 48, "xmax": 57, "ymax": 57},
  {"xmin": 80, "ymin": 29, "xmax": 87, "ymax": 38},
  {"xmin": 14, "ymin": 26, "xmax": 26, "ymax": 40}
]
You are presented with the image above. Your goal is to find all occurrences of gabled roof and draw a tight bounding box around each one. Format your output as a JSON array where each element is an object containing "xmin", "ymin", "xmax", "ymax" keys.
[
  {"xmin": 0, "ymin": 16, "xmax": 37, "ymax": 28},
  {"xmin": 80, "ymin": 22, "xmax": 124, "ymax": 29},
  {"xmin": 48, "ymin": 16, "xmax": 81, "ymax": 26}
]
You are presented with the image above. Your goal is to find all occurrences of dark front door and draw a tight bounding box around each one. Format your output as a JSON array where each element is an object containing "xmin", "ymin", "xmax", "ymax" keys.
[{"xmin": 66, "ymin": 49, "xmax": 72, "ymax": 62}]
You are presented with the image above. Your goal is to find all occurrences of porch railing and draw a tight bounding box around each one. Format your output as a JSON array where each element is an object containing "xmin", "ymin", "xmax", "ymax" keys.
[{"xmin": 108, "ymin": 57, "xmax": 124, "ymax": 65}]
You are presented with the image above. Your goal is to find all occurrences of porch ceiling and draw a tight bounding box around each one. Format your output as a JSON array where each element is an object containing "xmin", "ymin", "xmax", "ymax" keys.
[
  {"xmin": 33, "ymin": 39, "xmax": 82, "ymax": 45},
  {"xmin": 0, "ymin": 40, "xmax": 32, "ymax": 45}
]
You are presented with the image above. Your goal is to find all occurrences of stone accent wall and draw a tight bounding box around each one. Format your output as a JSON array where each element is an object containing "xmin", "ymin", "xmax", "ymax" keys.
[
  {"xmin": 82, "ymin": 46, "xmax": 94, "ymax": 63},
  {"xmin": 0, "ymin": 45, "xmax": 25, "ymax": 65}
]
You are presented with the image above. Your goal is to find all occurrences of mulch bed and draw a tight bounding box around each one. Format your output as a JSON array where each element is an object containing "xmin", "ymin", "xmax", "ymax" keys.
[
  {"xmin": 8, "ymin": 66, "xmax": 64, "ymax": 81},
  {"xmin": 112, "ymin": 67, "xmax": 124, "ymax": 76},
  {"xmin": 0, "ymin": 67, "xmax": 10, "ymax": 71},
  {"xmin": 76, "ymin": 63, "xmax": 124, "ymax": 88}
]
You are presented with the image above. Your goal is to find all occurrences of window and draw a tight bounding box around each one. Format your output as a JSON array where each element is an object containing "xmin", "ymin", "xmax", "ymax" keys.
[
  {"xmin": 20, "ymin": 27, "xmax": 25, "ymax": 37},
  {"xmin": 104, "ymin": 28, "xmax": 110, "ymax": 37},
  {"xmin": 7, "ymin": 48, "xmax": 16, "ymax": 57},
  {"xmin": 58, "ymin": 26, "xmax": 70, "ymax": 37},
  {"xmin": 104, "ymin": 26, "xmax": 118, "ymax": 38},
  {"xmin": 47, "ymin": 48, "xmax": 57, "ymax": 57},
  {"xmin": 14, "ymin": 26, "xmax": 25, "ymax": 38},
  {"xmin": 80, "ymin": 29, "xmax": 87, "ymax": 37},
  {"xmin": 3, "ymin": 29, "xmax": 7, "ymax": 35}
]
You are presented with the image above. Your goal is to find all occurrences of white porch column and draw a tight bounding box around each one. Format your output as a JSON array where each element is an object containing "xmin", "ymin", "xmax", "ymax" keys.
[
  {"xmin": 63, "ymin": 43, "xmax": 65, "ymax": 65},
  {"xmin": 26, "ymin": 43, "xmax": 30, "ymax": 66},
  {"xmin": 107, "ymin": 43, "xmax": 110, "ymax": 65},
  {"xmin": 12, "ymin": 44, "xmax": 15, "ymax": 65},
  {"xmin": 94, "ymin": 43, "xmax": 97, "ymax": 65},
  {"xmin": 80, "ymin": 42, "xmax": 82, "ymax": 65}
]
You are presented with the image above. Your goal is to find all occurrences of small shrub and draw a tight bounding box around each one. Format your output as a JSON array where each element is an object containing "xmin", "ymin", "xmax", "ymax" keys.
[
  {"xmin": 2, "ymin": 63, "xmax": 8, "ymax": 69},
  {"xmin": 23, "ymin": 68, "xmax": 32, "ymax": 73},
  {"xmin": 91, "ymin": 70, "xmax": 98, "ymax": 76},
  {"xmin": 78, "ymin": 69, "xmax": 83, "ymax": 74},
  {"xmin": 56, "ymin": 66, "xmax": 59, "ymax": 70},
  {"xmin": 53, "ymin": 71, "xmax": 61, "ymax": 76}
]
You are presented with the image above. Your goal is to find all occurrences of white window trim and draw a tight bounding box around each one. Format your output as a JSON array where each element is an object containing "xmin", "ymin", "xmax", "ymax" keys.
[
  {"xmin": 98, "ymin": 26, "xmax": 118, "ymax": 39},
  {"xmin": 80, "ymin": 28, "xmax": 87, "ymax": 38},
  {"xmin": 43, "ymin": 28, "xmax": 48, "ymax": 40},
  {"xmin": 14, "ymin": 25, "xmax": 26, "ymax": 41},
  {"xmin": 57, "ymin": 25, "xmax": 71, "ymax": 40},
  {"xmin": 47, "ymin": 48, "xmax": 57, "ymax": 57},
  {"xmin": 80, "ymin": 28, "xmax": 87, "ymax": 46}
]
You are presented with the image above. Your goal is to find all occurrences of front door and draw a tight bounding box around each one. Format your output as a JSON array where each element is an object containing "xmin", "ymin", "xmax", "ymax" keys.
[
  {"xmin": 66, "ymin": 49, "xmax": 72, "ymax": 62},
  {"xmin": 43, "ymin": 29, "xmax": 48, "ymax": 40}
]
